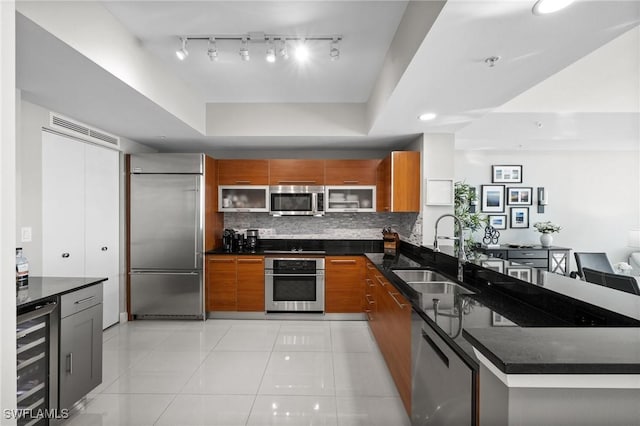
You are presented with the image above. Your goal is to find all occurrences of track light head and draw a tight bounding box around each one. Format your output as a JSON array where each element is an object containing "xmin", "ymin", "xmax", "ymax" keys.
[
  {"xmin": 240, "ymin": 37, "xmax": 250, "ymax": 61},
  {"xmin": 294, "ymin": 39, "xmax": 309, "ymax": 62},
  {"xmin": 279, "ymin": 39, "xmax": 289, "ymax": 60},
  {"xmin": 266, "ymin": 39, "xmax": 276, "ymax": 63},
  {"xmin": 176, "ymin": 37, "xmax": 189, "ymax": 61},
  {"xmin": 329, "ymin": 37, "xmax": 340, "ymax": 61},
  {"xmin": 207, "ymin": 37, "xmax": 218, "ymax": 61}
]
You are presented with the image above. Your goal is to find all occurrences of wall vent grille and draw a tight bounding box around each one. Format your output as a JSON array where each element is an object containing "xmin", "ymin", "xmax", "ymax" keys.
[{"xmin": 49, "ymin": 113, "xmax": 120, "ymax": 149}]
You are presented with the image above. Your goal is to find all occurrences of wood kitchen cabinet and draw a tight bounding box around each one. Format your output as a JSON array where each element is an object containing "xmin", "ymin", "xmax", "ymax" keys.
[
  {"xmin": 217, "ymin": 159, "xmax": 269, "ymax": 185},
  {"xmin": 364, "ymin": 261, "xmax": 378, "ymax": 321},
  {"xmin": 269, "ymin": 159, "xmax": 325, "ymax": 185},
  {"xmin": 369, "ymin": 267, "xmax": 412, "ymax": 414},
  {"xmin": 324, "ymin": 159, "xmax": 379, "ymax": 185},
  {"xmin": 236, "ymin": 256, "xmax": 265, "ymax": 312},
  {"xmin": 325, "ymin": 256, "xmax": 365, "ymax": 313},
  {"xmin": 207, "ymin": 256, "xmax": 237, "ymax": 311},
  {"xmin": 206, "ymin": 255, "xmax": 265, "ymax": 312},
  {"xmin": 376, "ymin": 151, "xmax": 420, "ymax": 212}
]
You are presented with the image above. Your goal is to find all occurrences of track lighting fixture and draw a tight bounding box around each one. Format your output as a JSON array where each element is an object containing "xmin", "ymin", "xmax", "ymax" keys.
[
  {"xmin": 175, "ymin": 37, "xmax": 189, "ymax": 61},
  {"xmin": 174, "ymin": 34, "xmax": 342, "ymax": 63},
  {"xmin": 239, "ymin": 37, "xmax": 250, "ymax": 61},
  {"xmin": 207, "ymin": 37, "xmax": 218, "ymax": 62},
  {"xmin": 329, "ymin": 37, "xmax": 340, "ymax": 61},
  {"xmin": 265, "ymin": 38, "xmax": 276, "ymax": 63}
]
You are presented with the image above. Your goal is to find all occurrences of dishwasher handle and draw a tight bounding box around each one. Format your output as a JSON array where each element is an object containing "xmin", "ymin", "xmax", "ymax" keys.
[{"xmin": 422, "ymin": 329, "xmax": 449, "ymax": 368}]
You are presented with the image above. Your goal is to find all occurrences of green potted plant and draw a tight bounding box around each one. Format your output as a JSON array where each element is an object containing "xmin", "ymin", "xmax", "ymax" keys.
[{"xmin": 454, "ymin": 181, "xmax": 487, "ymax": 254}]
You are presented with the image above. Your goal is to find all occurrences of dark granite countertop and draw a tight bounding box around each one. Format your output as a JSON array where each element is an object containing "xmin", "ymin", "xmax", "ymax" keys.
[
  {"xmin": 17, "ymin": 276, "xmax": 107, "ymax": 311},
  {"xmin": 463, "ymin": 327, "xmax": 640, "ymax": 374},
  {"xmin": 365, "ymin": 246, "xmax": 640, "ymax": 376}
]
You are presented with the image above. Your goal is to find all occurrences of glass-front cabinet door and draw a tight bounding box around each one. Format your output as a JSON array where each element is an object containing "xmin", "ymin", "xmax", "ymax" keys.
[
  {"xmin": 219, "ymin": 186, "xmax": 269, "ymax": 212},
  {"xmin": 325, "ymin": 186, "xmax": 376, "ymax": 212}
]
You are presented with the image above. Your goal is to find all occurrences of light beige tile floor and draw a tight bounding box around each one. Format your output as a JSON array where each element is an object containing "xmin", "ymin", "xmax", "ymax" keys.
[{"xmin": 62, "ymin": 319, "xmax": 411, "ymax": 426}]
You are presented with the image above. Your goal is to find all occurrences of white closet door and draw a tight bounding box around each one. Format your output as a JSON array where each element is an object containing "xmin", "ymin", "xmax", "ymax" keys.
[
  {"xmin": 42, "ymin": 132, "xmax": 85, "ymax": 276},
  {"xmin": 84, "ymin": 143, "xmax": 120, "ymax": 329}
]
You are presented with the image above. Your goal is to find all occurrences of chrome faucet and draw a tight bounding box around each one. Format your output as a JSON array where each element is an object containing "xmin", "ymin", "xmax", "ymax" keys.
[{"xmin": 433, "ymin": 214, "xmax": 467, "ymax": 281}]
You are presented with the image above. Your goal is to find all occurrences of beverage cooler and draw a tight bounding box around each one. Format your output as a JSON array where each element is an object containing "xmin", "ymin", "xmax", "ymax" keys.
[{"xmin": 16, "ymin": 298, "xmax": 59, "ymax": 426}]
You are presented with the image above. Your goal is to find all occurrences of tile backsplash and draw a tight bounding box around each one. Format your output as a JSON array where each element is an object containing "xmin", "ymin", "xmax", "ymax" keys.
[{"xmin": 224, "ymin": 212, "xmax": 422, "ymax": 245}]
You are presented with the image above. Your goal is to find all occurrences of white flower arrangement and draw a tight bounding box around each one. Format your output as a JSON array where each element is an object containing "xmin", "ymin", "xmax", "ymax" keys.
[{"xmin": 533, "ymin": 221, "xmax": 561, "ymax": 234}]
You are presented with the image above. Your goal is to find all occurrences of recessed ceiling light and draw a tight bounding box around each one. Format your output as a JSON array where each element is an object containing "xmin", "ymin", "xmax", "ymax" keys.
[
  {"xmin": 418, "ymin": 113, "xmax": 437, "ymax": 121},
  {"xmin": 532, "ymin": 0, "xmax": 575, "ymax": 15}
]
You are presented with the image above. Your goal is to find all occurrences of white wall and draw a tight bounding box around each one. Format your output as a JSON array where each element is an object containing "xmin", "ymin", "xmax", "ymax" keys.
[
  {"xmin": 1, "ymin": 1, "xmax": 17, "ymax": 419},
  {"xmin": 455, "ymin": 150, "xmax": 640, "ymax": 269}
]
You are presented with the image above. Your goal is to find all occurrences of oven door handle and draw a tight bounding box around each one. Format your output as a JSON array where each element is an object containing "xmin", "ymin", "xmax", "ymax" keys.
[{"xmin": 265, "ymin": 273, "xmax": 324, "ymax": 277}]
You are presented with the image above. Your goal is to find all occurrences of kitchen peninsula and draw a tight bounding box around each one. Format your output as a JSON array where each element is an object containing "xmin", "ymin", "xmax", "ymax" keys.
[{"xmin": 207, "ymin": 239, "xmax": 640, "ymax": 425}]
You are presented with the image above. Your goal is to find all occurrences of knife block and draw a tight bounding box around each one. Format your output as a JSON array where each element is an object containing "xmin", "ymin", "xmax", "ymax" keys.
[{"xmin": 383, "ymin": 232, "xmax": 400, "ymax": 255}]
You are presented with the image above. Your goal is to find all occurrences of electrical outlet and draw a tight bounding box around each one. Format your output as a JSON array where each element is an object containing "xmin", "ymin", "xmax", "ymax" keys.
[{"xmin": 21, "ymin": 227, "xmax": 32, "ymax": 242}]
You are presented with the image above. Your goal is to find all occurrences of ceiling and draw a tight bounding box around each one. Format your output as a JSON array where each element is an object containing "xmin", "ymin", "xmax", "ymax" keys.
[{"xmin": 15, "ymin": 1, "xmax": 640, "ymax": 153}]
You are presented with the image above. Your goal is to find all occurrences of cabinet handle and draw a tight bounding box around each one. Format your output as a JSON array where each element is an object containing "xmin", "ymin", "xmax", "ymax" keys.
[
  {"xmin": 365, "ymin": 295, "xmax": 375, "ymax": 305},
  {"xmin": 388, "ymin": 292, "xmax": 406, "ymax": 309},
  {"xmin": 521, "ymin": 253, "xmax": 535, "ymax": 256},
  {"xmin": 422, "ymin": 330, "xmax": 449, "ymax": 368},
  {"xmin": 330, "ymin": 259, "xmax": 356, "ymax": 264},
  {"xmin": 67, "ymin": 353, "xmax": 73, "ymax": 374},
  {"xmin": 366, "ymin": 263, "xmax": 376, "ymax": 270},
  {"xmin": 235, "ymin": 180, "xmax": 251, "ymax": 184},
  {"xmin": 521, "ymin": 262, "xmax": 535, "ymax": 265},
  {"xmin": 61, "ymin": 253, "xmax": 70, "ymax": 258},
  {"xmin": 74, "ymin": 296, "xmax": 96, "ymax": 305},
  {"xmin": 101, "ymin": 246, "xmax": 108, "ymax": 251},
  {"xmin": 365, "ymin": 278, "xmax": 375, "ymax": 287},
  {"xmin": 277, "ymin": 180, "xmax": 317, "ymax": 184},
  {"xmin": 238, "ymin": 259, "xmax": 263, "ymax": 264},
  {"xmin": 375, "ymin": 276, "xmax": 386, "ymax": 286},
  {"xmin": 211, "ymin": 259, "xmax": 236, "ymax": 263},
  {"xmin": 342, "ymin": 180, "xmax": 359, "ymax": 184}
]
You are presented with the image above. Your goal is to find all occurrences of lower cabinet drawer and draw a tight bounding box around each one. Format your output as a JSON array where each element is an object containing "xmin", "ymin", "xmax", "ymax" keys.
[
  {"xmin": 508, "ymin": 250, "xmax": 547, "ymax": 259},
  {"xmin": 60, "ymin": 283, "xmax": 103, "ymax": 318},
  {"xmin": 509, "ymin": 258, "xmax": 548, "ymax": 268}
]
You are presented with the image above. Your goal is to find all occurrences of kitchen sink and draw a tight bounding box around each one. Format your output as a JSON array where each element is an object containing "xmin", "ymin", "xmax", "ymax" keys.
[
  {"xmin": 391, "ymin": 269, "xmax": 454, "ymax": 284},
  {"xmin": 407, "ymin": 281, "xmax": 475, "ymax": 296}
]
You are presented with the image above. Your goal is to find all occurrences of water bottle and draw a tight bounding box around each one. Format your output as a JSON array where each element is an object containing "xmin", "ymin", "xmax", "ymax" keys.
[{"xmin": 16, "ymin": 247, "xmax": 29, "ymax": 289}]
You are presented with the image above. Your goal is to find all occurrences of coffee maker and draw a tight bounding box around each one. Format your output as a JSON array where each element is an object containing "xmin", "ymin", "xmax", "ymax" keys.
[
  {"xmin": 246, "ymin": 229, "xmax": 259, "ymax": 253},
  {"xmin": 223, "ymin": 229, "xmax": 236, "ymax": 252}
]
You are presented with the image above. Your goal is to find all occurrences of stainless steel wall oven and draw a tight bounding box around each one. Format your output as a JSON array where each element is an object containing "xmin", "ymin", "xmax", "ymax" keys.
[{"xmin": 265, "ymin": 258, "xmax": 325, "ymax": 312}]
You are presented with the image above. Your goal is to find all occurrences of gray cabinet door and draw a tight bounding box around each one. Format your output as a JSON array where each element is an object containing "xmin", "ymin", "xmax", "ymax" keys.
[{"xmin": 59, "ymin": 303, "xmax": 103, "ymax": 410}]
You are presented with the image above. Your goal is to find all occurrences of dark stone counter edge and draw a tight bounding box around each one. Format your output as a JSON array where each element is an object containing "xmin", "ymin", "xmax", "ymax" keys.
[
  {"xmin": 17, "ymin": 276, "xmax": 108, "ymax": 311},
  {"xmin": 462, "ymin": 329, "xmax": 640, "ymax": 375}
]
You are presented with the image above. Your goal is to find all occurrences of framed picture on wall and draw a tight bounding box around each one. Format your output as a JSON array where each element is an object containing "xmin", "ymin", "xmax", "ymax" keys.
[
  {"xmin": 510, "ymin": 207, "xmax": 530, "ymax": 228},
  {"xmin": 492, "ymin": 165, "xmax": 523, "ymax": 183},
  {"xmin": 488, "ymin": 215, "xmax": 507, "ymax": 230},
  {"xmin": 507, "ymin": 187, "xmax": 533, "ymax": 205},
  {"xmin": 481, "ymin": 185, "xmax": 505, "ymax": 213}
]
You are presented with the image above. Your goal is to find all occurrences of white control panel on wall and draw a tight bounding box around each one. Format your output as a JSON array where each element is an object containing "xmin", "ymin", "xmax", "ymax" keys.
[{"xmin": 21, "ymin": 227, "xmax": 32, "ymax": 242}]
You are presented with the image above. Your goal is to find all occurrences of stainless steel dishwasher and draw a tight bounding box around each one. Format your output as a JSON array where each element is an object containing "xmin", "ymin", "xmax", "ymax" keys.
[{"xmin": 411, "ymin": 311, "xmax": 474, "ymax": 425}]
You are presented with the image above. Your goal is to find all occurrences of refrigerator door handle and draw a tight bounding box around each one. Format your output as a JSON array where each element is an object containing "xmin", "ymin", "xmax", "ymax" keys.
[{"xmin": 130, "ymin": 271, "xmax": 200, "ymax": 275}]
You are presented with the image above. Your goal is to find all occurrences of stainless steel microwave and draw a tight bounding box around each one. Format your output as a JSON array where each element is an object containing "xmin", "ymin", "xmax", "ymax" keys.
[{"xmin": 269, "ymin": 185, "xmax": 324, "ymax": 216}]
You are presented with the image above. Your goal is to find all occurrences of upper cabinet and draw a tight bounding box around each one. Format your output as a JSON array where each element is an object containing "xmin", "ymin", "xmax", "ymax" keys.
[
  {"xmin": 269, "ymin": 159, "xmax": 325, "ymax": 185},
  {"xmin": 325, "ymin": 186, "xmax": 376, "ymax": 212},
  {"xmin": 218, "ymin": 159, "xmax": 269, "ymax": 185},
  {"xmin": 376, "ymin": 151, "xmax": 420, "ymax": 213},
  {"xmin": 219, "ymin": 186, "xmax": 269, "ymax": 212},
  {"xmin": 325, "ymin": 159, "xmax": 379, "ymax": 185}
]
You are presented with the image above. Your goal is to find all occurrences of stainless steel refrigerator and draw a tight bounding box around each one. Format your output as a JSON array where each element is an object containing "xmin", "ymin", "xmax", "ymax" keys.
[{"xmin": 129, "ymin": 153, "xmax": 205, "ymax": 319}]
